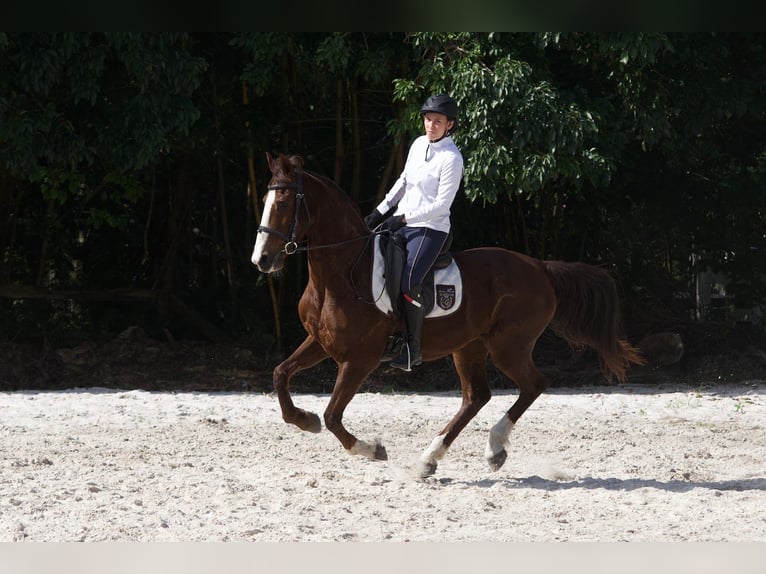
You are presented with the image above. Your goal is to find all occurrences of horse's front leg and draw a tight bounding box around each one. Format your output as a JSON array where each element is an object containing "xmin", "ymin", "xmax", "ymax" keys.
[
  {"xmin": 273, "ymin": 336, "xmax": 329, "ymax": 433},
  {"xmin": 324, "ymin": 361, "xmax": 388, "ymax": 461}
]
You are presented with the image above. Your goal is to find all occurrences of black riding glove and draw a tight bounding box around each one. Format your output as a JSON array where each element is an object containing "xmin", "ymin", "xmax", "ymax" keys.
[
  {"xmin": 364, "ymin": 210, "xmax": 383, "ymax": 230},
  {"xmin": 382, "ymin": 214, "xmax": 406, "ymax": 233}
]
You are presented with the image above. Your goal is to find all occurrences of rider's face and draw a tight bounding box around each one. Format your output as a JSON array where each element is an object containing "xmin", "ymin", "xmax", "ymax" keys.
[{"xmin": 423, "ymin": 112, "xmax": 453, "ymax": 141}]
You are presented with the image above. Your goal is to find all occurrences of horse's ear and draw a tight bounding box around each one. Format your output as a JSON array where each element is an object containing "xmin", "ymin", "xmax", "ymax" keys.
[
  {"xmin": 288, "ymin": 155, "xmax": 304, "ymax": 169},
  {"xmin": 265, "ymin": 152, "xmax": 277, "ymax": 174}
]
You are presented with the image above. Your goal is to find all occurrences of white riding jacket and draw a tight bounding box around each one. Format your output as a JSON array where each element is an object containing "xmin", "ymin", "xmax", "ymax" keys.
[{"xmin": 374, "ymin": 134, "xmax": 464, "ymax": 234}]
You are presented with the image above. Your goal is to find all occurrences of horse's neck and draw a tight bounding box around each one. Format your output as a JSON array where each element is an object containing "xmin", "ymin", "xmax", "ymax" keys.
[
  {"xmin": 305, "ymin": 227, "xmax": 370, "ymax": 290},
  {"xmin": 304, "ymin": 177, "xmax": 370, "ymax": 291}
]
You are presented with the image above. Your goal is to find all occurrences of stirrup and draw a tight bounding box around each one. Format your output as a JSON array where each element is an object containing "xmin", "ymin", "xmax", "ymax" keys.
[{"xmin": 390, "ymin": 343, "xmax": 422, "ymax": 372}]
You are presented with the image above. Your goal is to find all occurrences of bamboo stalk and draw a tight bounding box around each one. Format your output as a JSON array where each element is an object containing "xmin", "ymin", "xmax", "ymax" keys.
[{"xmin": 243, "ymin": 82, "xmax": 283, "ymax": 352}]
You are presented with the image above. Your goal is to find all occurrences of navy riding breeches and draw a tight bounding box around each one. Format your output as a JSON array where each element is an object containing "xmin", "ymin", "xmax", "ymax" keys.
[{"xmin": 396, "ymin": 226, "xmax": 449, "ymax": 293}]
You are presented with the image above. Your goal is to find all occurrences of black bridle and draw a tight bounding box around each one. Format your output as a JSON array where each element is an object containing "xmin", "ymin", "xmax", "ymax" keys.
[
  {"xmin": 257, "ymin": 170, "xmax": 307, "ymax": 255},
  {"xmin": 257, "ymin": 169, "xmax": 379, "ymax": 255},
  {"xmin": 256, "ymin": 168, "xmax": 387, "ymax": 304}
]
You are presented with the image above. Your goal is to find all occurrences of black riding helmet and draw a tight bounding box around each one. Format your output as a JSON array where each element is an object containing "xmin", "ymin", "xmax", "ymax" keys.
[{"xmin": 420, "ymin": 93, "xmax": 458, "ymax": 135}]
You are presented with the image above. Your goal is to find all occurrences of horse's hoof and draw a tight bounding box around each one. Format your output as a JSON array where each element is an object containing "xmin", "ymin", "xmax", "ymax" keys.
[
  {"xmin": 347, "ymin": 439, "xmax": 388, "ymax": 460},
  {"xmin": 487, "ymin": 448, "xmax": 507, "ymax": 471},
  {"xmin": 374, "ymin": 442, "xmax": 388, "ymax": 461},
  {"xmin": 302, "ymin": 412, "xmax": 322, "ymax": 434},
  {"xmin": 412, "ymin": 460, "xmax": 437, "ymax": 479}
]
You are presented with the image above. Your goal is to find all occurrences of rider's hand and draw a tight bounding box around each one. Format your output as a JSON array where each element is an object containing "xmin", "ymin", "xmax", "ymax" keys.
[
  {"xmin": 364, "ymin": 210, "xmax": 383, "ymax": 230},
  {"xmin": 382, "ymin": 214, "xmax": 406, "ymax": 233}
]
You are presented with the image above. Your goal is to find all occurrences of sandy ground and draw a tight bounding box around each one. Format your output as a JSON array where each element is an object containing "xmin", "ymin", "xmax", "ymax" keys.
[{"xmin": 1, "ymin": 380, "xmax": 765, "ymax": 543}]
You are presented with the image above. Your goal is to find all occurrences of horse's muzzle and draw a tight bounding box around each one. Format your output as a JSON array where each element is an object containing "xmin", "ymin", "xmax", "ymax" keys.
[{"xmin": 253, "ymin": 251, "xmax": 285, "ymax": 274}]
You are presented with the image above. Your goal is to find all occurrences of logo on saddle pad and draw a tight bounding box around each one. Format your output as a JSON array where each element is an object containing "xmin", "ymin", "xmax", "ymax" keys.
[
  {"xmin": 371, "ymin": 236, "xmax": 463, "ymax": 318},
  {"xmin": 436, "ymin": 284, "xmax": 456, "ymax": 311}
]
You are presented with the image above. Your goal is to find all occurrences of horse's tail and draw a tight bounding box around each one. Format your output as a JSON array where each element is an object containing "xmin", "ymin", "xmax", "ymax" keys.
[{"xmin": 543, "ymin": 260, "xmax": 645, "ymax": 383}]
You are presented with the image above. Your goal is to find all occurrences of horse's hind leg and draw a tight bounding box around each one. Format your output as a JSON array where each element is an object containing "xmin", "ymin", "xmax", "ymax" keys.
[
  {"xmin": 273, "ymin": 336, "xmax": 329, "ymax": 433},
  {"xmin": 484, "ymin": 344, "xmax": 550, "ymax": 471},
  {"xmin": 414, "ymin": 341, "xmax": 491, "ymax": 478}
]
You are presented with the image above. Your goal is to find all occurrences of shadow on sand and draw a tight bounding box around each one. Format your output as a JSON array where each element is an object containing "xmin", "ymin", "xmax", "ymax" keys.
[{"xmin": 441, "ymin": 475, "xmax": 766, "ymax": 493}]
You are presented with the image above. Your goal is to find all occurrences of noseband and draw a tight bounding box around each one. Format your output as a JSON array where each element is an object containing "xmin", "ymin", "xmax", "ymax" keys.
[{"xmin": 257, "ymin": 170, "xmax": 306, "ymax": 255}]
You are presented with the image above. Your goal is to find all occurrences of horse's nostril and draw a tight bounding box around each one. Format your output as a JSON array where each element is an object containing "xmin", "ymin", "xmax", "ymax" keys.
[{"xmin": 255, "ymin": 253, "xmax": 272, "ymax": 272}]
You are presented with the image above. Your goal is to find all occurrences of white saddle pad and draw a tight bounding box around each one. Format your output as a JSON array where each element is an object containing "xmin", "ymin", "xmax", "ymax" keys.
[{"xmin": 371, "ymin": 235, "xmax": 462, "ymax": 318}]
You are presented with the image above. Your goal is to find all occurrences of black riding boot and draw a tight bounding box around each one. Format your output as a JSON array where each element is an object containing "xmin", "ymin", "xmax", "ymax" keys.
[{"xmin": 390, "ymin": 287, "xmax": 424, "ymax": 372}]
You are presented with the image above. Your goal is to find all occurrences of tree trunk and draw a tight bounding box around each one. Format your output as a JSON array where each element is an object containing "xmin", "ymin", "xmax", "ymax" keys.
[
  {"xmin": 242, "ymin": 82, "xmax": 283, "ymax": 352},
  {"xmin": 350, "ymin": 80, "xmax": 361, "ymax": 202},
  {"xmin": 334, "ymin": 77, "xmax": 344, "ymax": 185},
  {"xmin": 211, "ymin": 68, "xmax": 237, "ymax": 313},
  {"xmin": 154, "ymin": 157, "xmax": 193, "ymax": 295},
  {"xmin": 376, "ymin": 136, "xmax": 405, "ymax": 201},
  {"xmin": 0, "ymin": 182, "xmax": 23, "ymax": 283},
  {"xmin": 35, "ymin": 198, "xmax": 56, "ymax": 287}
]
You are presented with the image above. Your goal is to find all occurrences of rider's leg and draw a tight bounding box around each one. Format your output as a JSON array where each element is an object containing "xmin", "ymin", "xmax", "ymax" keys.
[
  {"xmin": 389, "ymin": 227, "xmax": 447, "ymax": 372},
  {"xmin": 390, "ymin": 285, "xmax": 424, "ymax": 371}
]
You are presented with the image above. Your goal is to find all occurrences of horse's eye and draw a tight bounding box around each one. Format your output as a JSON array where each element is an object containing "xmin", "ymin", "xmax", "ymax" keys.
[{"xmin": 276, "ymin": 201, "xmax": 289, "ymax": 211}]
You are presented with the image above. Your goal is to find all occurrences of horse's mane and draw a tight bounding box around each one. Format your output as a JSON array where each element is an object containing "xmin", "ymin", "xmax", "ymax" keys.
[{"xmin": 272, "ymin": 153, "xmax": 361, "ymax": 216}]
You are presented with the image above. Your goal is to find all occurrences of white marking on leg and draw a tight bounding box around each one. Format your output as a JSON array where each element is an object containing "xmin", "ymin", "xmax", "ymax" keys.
[
  {"xmin": 420, "ymin": 435, "xmax": 448, "ymax": 465},
  {"xmin": 408, "ymin": 435, "xmax": 449, "ymax": 479},
  {"xmin": 251, "ymin": 189, "xmax": 276, "ymax": 266},
  {"xmin": 484, "ymin": 414, "xmax": 514, "ymax": 461}
]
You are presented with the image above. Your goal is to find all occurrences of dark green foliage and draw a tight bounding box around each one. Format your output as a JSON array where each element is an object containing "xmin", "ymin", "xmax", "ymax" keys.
[{"xmin": 2, "ymin": 32, "xmax": 765, "ymax": 350}]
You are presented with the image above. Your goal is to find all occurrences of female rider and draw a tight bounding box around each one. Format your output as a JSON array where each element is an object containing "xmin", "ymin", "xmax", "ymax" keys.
[{"xmin": 364, "ymin": 94, "xmax": 464, "ymax": 371}]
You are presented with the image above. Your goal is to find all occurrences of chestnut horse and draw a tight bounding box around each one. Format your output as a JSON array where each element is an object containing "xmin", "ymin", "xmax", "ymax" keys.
[{"xmin": 251, "ymin": 153, "xmax": 643, "ymax": 478}]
